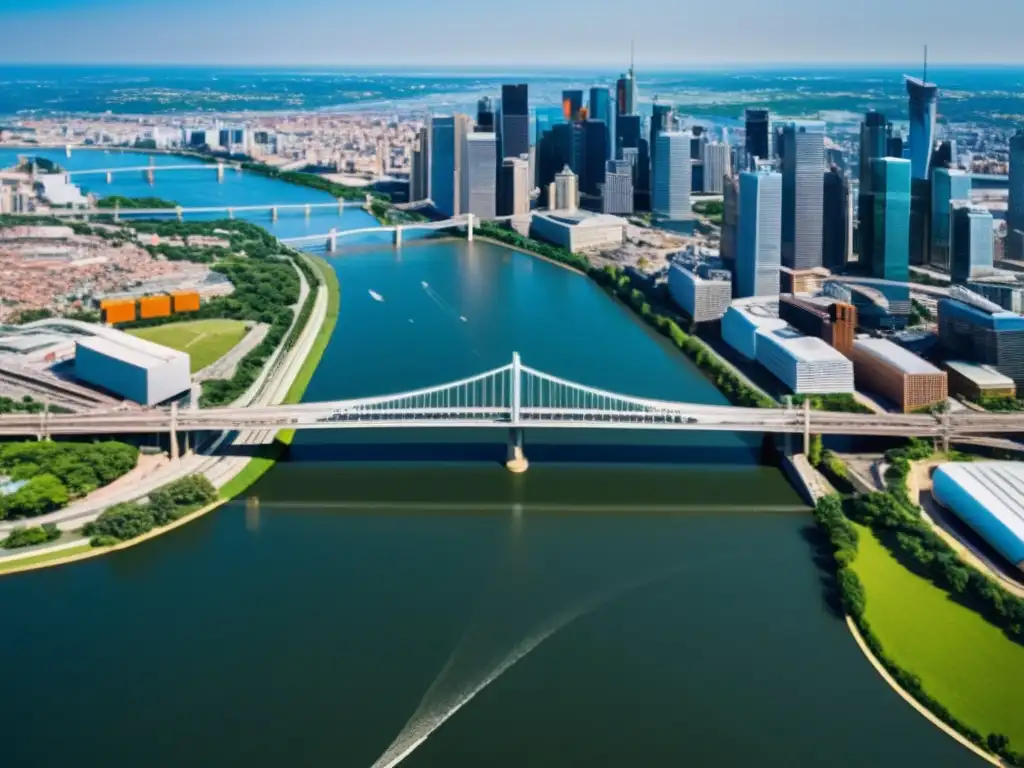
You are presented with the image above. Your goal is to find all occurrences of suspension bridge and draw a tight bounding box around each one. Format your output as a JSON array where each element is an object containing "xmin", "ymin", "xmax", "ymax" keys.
[{"xmin": 2, "ymin": 354, "xmax": 1020, "ymax": 472}]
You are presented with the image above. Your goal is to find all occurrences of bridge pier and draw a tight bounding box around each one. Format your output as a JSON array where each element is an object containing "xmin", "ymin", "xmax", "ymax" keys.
[
  {"xmin": 65, "ymin": 145, "xmax": 72, "ymax": 158},
  {"xmin": 144, "ymin": 168, "xmax": 155, "ymax": 185},
  {"xmin": 176, "ymin": 206, "xmax": 184, "ymax": 222},
  {"xmin": 271, "ymin": 206, "xmax": 278, "ymax": 222},
  {"xmin": 338, "ymin": 198, "xmax": 345, "ymax": 214},
  {"xmin": 105, "ymin": 171, "xmax": 113, "ymax": 184},
  {"xmin": 802, "ymin": 398, "xmax": 811, "ymax": 456},
  {"xmin": 305, "ymin": 204, "xmax": 312, "ymax": 219},
  {"xmin": 113, "ymin": 204, "xmax": 120, "ymax": 223},
  {"xmin": 169, "ymin": 402, "xmax": 180, "ymax": 461},
  {"xmin": 228, "ymin": 208, "xmax": 235, "ymax": 221},
  {"xmin": 394, "ymin": 227, "xmax": 403, "ymax": 247},
  {"xmin": 365, "ymin": 193, "xmax": 373, "ymax": 209},
  {"xmin": 327, "ymin": 228, "xmax": 338, "ymax": 253},
  {"xmin": 467, "ymin": 213, "xmax": 475, "ymax": 242},
  {"xmin": 506, "ymin": 428, "xmax": 529, "ymax": 473},
  {"xmin": 217, "ymin": 162, "xmax": 225, "ymax": 183}
]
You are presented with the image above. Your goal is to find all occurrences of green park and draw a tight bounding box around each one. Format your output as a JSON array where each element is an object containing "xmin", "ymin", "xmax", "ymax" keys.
[{"xmin": 128, "ymin": 318, "xmax": 251, "ymax": 372}]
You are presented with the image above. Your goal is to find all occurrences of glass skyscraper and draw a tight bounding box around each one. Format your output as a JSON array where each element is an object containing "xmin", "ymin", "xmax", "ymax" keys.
[
  {"xmin": 649, "ymin": 103, "xmax": 674, "ymax": 199},
  {"xmin": 589, "ymin": 87, "xmax": 613, "ymax": 163},
  {"xmin": 744, "ymin": 108, "xmax": 771, "ymax": 165},
  {"xmin": 737, "ymin": 169, "xmax": 783, "ymax": 298},
  {"xmin": 822, "ymin": 167, "xmax": 850, "ymax": 271},
  {"xmin": 562, "ymin": 90, "xmax": 584, "ymax": 121},
  {"xmin": 1008, "ymin": 130, "xmax": 1024, "ymax": 261},
  {"xmin": 476, "ymin": 97, "xmax": 494, "ymax": 132},
  {"xmin": 499, "ymin": 84, "xmax": 529, "ymax": 160},
  {"xmin": 582, "ymin": 120, "xmax": 608, "ymax": 197},
  {"xmin": 653, "ymin": 131, "xmax": 691, "ymax": 219},
  {"xmin": 461, "ymin": 133, "xmax": 497, "ymax": 219},
  {"xmin": 950, "ymin": 203, "xmax": 994, "ymax": 282},
  {"xmin": 870, "ymin": 157, "xmax": 912, "ymax": 282},
  {"xmin": 858, "ymin": 111, "xmax": 889, "ymax": 265},
  {"xmin": 429, "ymin": 116, "xmax": 456, "ymax": 217},
  {"xmin": 905, "ymin": 76, "xmax": 939, "ymax": 180},
  {"xmin": 930, "ymin": 167, "xmax": 972, "ymax": 271},
  {"xmin": 781, "ymin": 120, "xmax": 826, "ymax": 270}
]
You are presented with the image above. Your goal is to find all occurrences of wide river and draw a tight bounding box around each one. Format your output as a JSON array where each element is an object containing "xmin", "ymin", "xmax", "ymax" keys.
[{"xmin": 0, "ymin": 150, "xmax": 980, "ymax": 767}]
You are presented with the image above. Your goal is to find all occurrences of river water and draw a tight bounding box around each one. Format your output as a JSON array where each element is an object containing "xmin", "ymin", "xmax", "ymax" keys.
[{"xmin": 0, "ymin": 150, "xmax": 981, "ymax": 767}]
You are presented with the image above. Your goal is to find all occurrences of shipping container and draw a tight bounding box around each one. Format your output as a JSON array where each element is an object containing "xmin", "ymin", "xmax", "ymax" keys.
[
  {"xmin": 100, "ymin": 299, "xmax": 137, "ymax": 325},
  {"xmin": 171, "ymin": 291, "xmax": 201, "ymax": 313},
  {"xmin": 138, "ymin": 295, "xmax": 172, "ymax": 319}
]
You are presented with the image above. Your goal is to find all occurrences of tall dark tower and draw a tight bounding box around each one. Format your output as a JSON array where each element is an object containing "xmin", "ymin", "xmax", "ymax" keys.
[
  {"xmin": 499, "ymin": 84, "xmax": 529, "ymax": 160},
  {"xmin": 476, "ymin": 97, "xmax": 494, "ymax": 132},
  {"xmin": 744, "ymin": 108, "xmax": 771, "ymax": 165}
]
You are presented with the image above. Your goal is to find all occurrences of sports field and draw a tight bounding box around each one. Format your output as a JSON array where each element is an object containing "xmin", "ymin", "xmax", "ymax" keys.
[
  {"xmin": 129, "ymin": 319, "xmax": 249, "ymax": 373},
  {"xmin": 853, "ymin": 522, "xmax": 1024, "ymax": 747}
]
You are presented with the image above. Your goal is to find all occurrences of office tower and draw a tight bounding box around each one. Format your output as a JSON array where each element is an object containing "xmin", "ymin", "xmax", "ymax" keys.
[
  {"xmin": 870, "ymin": 157, "xmax": 912, "ymax": 282},
  {"xmin": 551, "ymin": 120, "xmax": 583, "ymax": 177},
  {"xmin": 668, "ymin": 257, "xmax": 733, "ymax": 323},
  {"xmin": 720, "ymin": 174, "xmax": 740, "ymax": 266},
  {"xmin": 906, "ymin": 75, "xmax": 939, "ymax": 180},
  {"xmin": 636, "ymin": 138, "xmax": 651, "ymax": 209},
  {"xmin": 939, "ymin": 287, "xmax": 1024, "ymax": 386},
  {"xmin": 744, "ymin": 108, "xmax": 771, "ymax": 164},
  {"xmin": 589, "ymin": 87, "xmax": 614, "ymax": 163},
  {"xmin": 562, "ymin": 90, "xmax": 584, "ymax": 121},
  {"xmin": 534, "ymin": 129, "xmax": 558, "ymax": 205},
  {"xmin": 780, "ymin": 120, "xmax": 826, "ymax": 270},
  {"xmin": 500, "ymin": 84, "xmax": 529, "ymax": 160},
  {"xmin": 616, "ymin": 113, "xmax": 641, "ymax": 158},
  {"xmin": 930, "ymin": 167, "xmax": 972, "ymax": 270},
  {"xmin": 429, "ymin": 116, "xmax": 457, "ymax": 216},
  {"xmin": 950, "ymin": 203, "xmax": 994, "ymax": 282},
  {"xmin": 615, "ymin": 42, "xmax": 638, "ymax": 116},
  {"xmin": 888, "ymin": 129, "xmax": 904, "ymax": 159},
  {"xmin": 409, "ymin": 126, "xmax": 430, "ymax": 202},
  {"xmin": 649, "ymin": 102, "xmax": 674, "ymax": 196},
  {"xmin": 476, "ymin": 97, "xmax": 495, "ymax": 132},
  {"xmin": 737, "ymin": 169, "xmax": 783, "ymax": 298},
  {"xmin": 822, "ymin": 167, "xmax": 850, "ymax": 271},
  {"xmin": 1008, "ymin": 130, "xmax": 1024, "ymax": 261},
  {"xmin": 857, "ymin": 110, "xmax": 889, "ymax": 265},
  {"xmin": 582, "ymin": 119, "xmax": 609, "ymax": 196},
  {"xmin": 554, "ymin": 165, "xmax": 579, "ymax": 210},
  {"xmin": 461, "ymin": 133, "xmax": 497, "ymax": 219},
  {"xmin": 603, "ymin": 159, "xmax": 634, "ymax": 214},
  {"xmin": 703, "ymin": 142, "xmax": 730, "ymax": 195},
  {"xmin": 653, "ymin": 132, "xmax": 691, "ymax": 219},
  {"xmin": 498, "ymin": 156, "xmax": 530, "ymax": 216},
  {"xmin": 933, "ymin": 139, "xmax": 955, "ymax": 169}
]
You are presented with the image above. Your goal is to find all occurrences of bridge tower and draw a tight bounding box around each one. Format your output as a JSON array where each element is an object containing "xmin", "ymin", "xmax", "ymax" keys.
[
  {"xmin": 394, "ymin": 227, "xmax": 403, "ymax": 247},
  {"xmin": 327, "ymin": 228, "xmax": 338, "ymax": 253},
  {"xmin": 105, "ymin": 171, "xmax": 113, "ymax": 184},
  {"xmin": 227, "ymin": 208, "xmax": 235, "ymax": 220},
  {"xmin": 506, "ymin": 352, "xmax": 529, "ymax": 473},
  {"xmin": 305, "ymin": 204, "xmax": 312, "ymax": 219},
  {"xmin": 113, "ymin": 203, "xmax": 120, "ymax": 223},
  {"xmin": 802, "ymin": 398, "xmax": 811, "ymax": 456},
  {"xmin": 271, "ymin": 206, "xmax": 279, "ymax": 222},
  {"xmin": 65, "ymin": 145, "xmax": 72, "ymax": 158},
  {"xmin": 216, "ymin": 162, "xmax": 225, "ymax": 183},
  {"xmin": 467, "ymin": 213, "xmax": 475, "ymax": 242}
]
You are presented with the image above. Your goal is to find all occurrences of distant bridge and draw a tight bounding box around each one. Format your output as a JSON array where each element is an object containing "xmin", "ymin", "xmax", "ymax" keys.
[
  {"xmin": 64, "ymin": 161, "xmax": 239, "ymax": 184},
  {"xmin": 1, "ymin": 354, "xmax": 1018, "ymax": 472}
]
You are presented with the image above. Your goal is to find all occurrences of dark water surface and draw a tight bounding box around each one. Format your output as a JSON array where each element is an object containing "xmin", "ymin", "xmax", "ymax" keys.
[{"xmin": 0, "ymin": 152, "xmax": 982, "ymax": 767}]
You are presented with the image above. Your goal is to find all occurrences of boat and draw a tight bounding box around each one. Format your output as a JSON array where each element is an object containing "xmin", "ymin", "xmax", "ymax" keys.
[{"xmin": 369, "ymin": 290, "xmax": 384, "ymax": 302}]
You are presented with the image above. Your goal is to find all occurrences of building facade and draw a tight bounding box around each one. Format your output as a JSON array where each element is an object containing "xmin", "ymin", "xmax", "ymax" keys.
[
  {"xmin": 429, "ymin": 116, "xmax": 457, "ymax": 217},
  {"xmin": 931, "ymin": 168, "xmax": 972, "ymax": 271},
  {"xmin": 461, "ymin": 133, "xmax": 497, "ymax": 220},
  {"xmin": 755, "ymin": 327, "xmax": 855, "ymax": 394},
  {"xmin": 554, "ymin": 165, "xmax": 579, "ymax": 211},
  {"xmin": 950, "ymin": 203, "xmax": 995, "ymax": 282},
  {"xmin": 781, "ymin": 121, "xmax": 826, "ymax": 270},
  {"xmin": 602, "ymin": 160, "xmax": 634, "ymax": 215},
  {"xmin": 737, "ymin": 170, "xmax": 782, "ymax": 298},
  {"xmin": 702, "ymin": 142, "xmax": 730, "ymax": 195},
  {"xmin": 720, "ymin": 174, "xmax": 740, "ymax": 266},
  {"xmin": 653, "ymin": 131, "xmax": 692, "ymax": 219},
  {"xmin": 870, "ymin": 157, "xmax": 912, "ymax": 282},
  {"xmin": 499, "ymin": 84, "xmax": 530, "ymax": 161},
  {"xmin": 744, "ymin": 108, "xmax": 771, "ymax": 166},
  {"xmin": 849, "ymin": 337, "xmax": 948, "ymax": 412},
  {"xmin": 497, "ymin": 156, "xmax": 530, "ymax": 216},
  {"xmin": 1007, "ymin": 130, "xmax": 1024, "ymax": 261},
  {"xmin": 822, "ymin": 167, "xmax": 850, "ymax": 271},
  {"xmin": 905, "ymin": 76, "xmax": 939, "ymax": 181},
  {"xmin": 939, "ymin": 288, "xmax": 1024, "ymax": 386},
  {"xmin": 667, "ymin": 258, "xmax": 733, "ymax": 323}
]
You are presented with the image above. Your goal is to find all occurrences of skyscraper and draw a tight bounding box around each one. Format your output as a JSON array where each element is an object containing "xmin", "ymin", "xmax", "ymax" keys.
[
  {"xmin": 703, "ymin": 142, "xmax": 731, "ymax": 195},
  {"xmin": 497, "ymin": 156, "xmax": 530, "ymax": 216},
  {"xmin": 653, "ymin": 131, "xmax": 692, "ymax": 219},
  {"xmin": 858, "ymin": 110, "xmax": 889, "ymax": 265},
  {"xmin": 615, "ymin": 42, "xmax": 638, "ymax": 116},
  {"xmin": 409, "ymin": 125, "xmax": 430, "ymax": 202},
  {"xmin": 562, "ymin": 90, "xmax": 584, "ymax": 121},
  {"xmin": 720, "ymin": 174, "xmax": 740, "ymax": 266},
  {"xmin": 616, "ymin": 113, "xmax": 641, "ymax": 158},
  {"xmin": 429, "ymin": 116, "xmax": 457, "ymax": 217},
  {"xmin": 930, "ymin": 167, "xmax": 972, "ymax": 271},
  {"xmin": 476, "ymin": 97, "xmax": 494, "ymax": 132},
  {"xmin": 554, "ymin": 165, "xmax": 578, "ymax": 210},
  {"xmin": 500, "ymin": 84, "xmax": 529, "ymax": 160},
  {"xmin": 905, "ymin": 75, "xmax": 939, "ymax": 180},
  {"xmin": 589, "ymin": 87, "xmax": 613, "ymax": 163},
  {"xmin": 780, "ymin": 120, "xmax": 826, "ymax": 270},
  {"xmin": 744, "ymin": 108, "xmax": 771, "ymax": 165},
  {"xmin": 870, "ymin": 157, "xmax": 912, "ymax": 282},
  {"xmin": 461, "ymin": 133, "xmax": 497, "ymax": 219},
  {"xmin": 737, "ymin": 169, "xmax": 783, "ymax": 298},
  {"xmin": 1008, "ymin": 130, "xmax": 1024, "ymax": 261},
  {"xmin": 950, "ymin": 203, "xmax": 995, "ymax": 282},
  {"xmin": 582, "ymin": 119, "xmax": 608, "ymax": 197},
  {"xmin": 649, "ymin": 102, "xmax": 674, "ymax": 197},
  {"xmin": 603, "ymin": 159, "xmax": 634, "ymax": 215},
  {"xmin": 822, "ymin": 167, "xmax": 850, "ymax": 271}
]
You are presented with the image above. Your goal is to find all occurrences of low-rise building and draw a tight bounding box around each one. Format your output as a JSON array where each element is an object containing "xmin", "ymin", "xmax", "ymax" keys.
[
  {"xmin": 721, "ymin": 298, "xmax": 787, "ymax": 360},
  {"xmin": 848, "ymin": 336, "xmax": 947, "ymax": 412},
  {"xmin": 944, "ymin": 360, "xmax": 1016, "ymax": 400},
  {"xmin": 755, "ymin": 327, "xmax": 854, "ymax": 394},
  {"xmin": 529, "ymin": 211, "xmax": 625, "ymax": 253},
  {"xmin": 75, "ymin": 331, "xmax": 190, "ymax": 405},
  {"xmin": 667, "ymin": 255, "xmax": 732, "ymax": 323}
]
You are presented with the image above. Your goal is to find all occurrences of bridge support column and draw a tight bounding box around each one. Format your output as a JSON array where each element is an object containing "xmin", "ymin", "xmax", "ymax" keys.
[
  {"xmin": 506, "ymin": 428, "xmax": 529, "ymax": 473},
  {"xmin": 65, "ymin": 145, "xmax": 72, "ymax": 158},
  {"xmin": 217, "ymin": 162, "xmax": 225, "ymax": 183},
  {"xmin": 145, "ymin": 168, "xmax": 155, "ymax": 185},
  {"xmin": 228, "ymin": 208, "xmax": 235, "ymax": 220},
  {"xmin": 169, "ymin": 402, "xmax": 180, "ymax": 461},
  {"xmin": 106, "ymin": 171, "xmax": 113, "ymax": 184},
  {"xmin": 305, "ymin": 204, "xmax": 312, "ymax": 219},
  {"xmin": 271, "ymin": 206, "xmax": 278, "ymax": 222},
  {"xmin": 802, "ymin": 398, "xmax": 811, "ymax": 456},
  {"xmin": 365, "ymin": 193, "xmax": 372, "ymax": 209},
  {"xmin": 327, "ymin": 228, "xmax": 338, "ymax": 253},
  {"xmin": 467, "ymin": 213, "xmax": 474, "ymax": 242},
  {"xmin": 942, "ymin": 407, "xmax": 951, "ymax": 454},
  {"xmin": 176, "ymin": 206, "xmax": 183, "ymax": 222},
  {"xmin": 113, "ymin": 204, "xmax": 120, "ymax": 223},
  {"xmin": 394, "ymin": 227, "xmax": 403, "ymax": 247},
  {"xmin": 338, "ymin": 198, "xmax": 345, "ymax": 214}
]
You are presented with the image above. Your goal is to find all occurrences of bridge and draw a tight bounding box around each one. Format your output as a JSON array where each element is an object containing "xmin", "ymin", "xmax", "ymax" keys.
[
  {"xmin": 3, "ymin": 354, "xmax": 1022, "ymax": 472},
  {"xmin": 65, "ymin": 162, "xmax": 240, "ymax": 184},
  {"xmin": 281, "ymin": 213, "xmax": 481, "ymax": 250}
]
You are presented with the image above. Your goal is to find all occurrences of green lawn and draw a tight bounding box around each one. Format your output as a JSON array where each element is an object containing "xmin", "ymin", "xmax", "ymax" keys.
[
  {"xmin": 0, "ymin": 543, "xmax": 94, "ymax": 573},
  {"xmin": 129, "ymin": 319, "xmax": 250, "ymax": 373},
  {"xmin": 853, "ymin": 522, "xmax": 1024, "ymax": 746}
]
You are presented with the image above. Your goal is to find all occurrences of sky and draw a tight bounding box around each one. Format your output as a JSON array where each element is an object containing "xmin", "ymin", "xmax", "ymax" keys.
[{"xmin": 3, "ymin": 0, "xmax": 1024, "ymax": 66}]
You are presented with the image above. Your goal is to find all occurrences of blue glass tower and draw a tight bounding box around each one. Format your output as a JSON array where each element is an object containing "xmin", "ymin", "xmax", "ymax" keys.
[
  {"xmin": 930, "ymin": 168, "xmax": 972, "ymax": 271},
  {"xmin": 737, "ymin": 170, "xmax": 783, "ymax": 298},
  {"xmin": 871, "ymin": 157, "xmax": 912, "ymax": 282},
  {"xmin": 582, "ymin": 119, "xmax": 608, "ymax": 196},
  {"xmin": 905, "ymin": 76, "xmax": 939, "ymax": 180},
  {"xmin": 429, "ymin": 116, "xmax": 456, "ymax": 217},
  {"xmin": 589, "ymin": 87, "xmax": 613, "ymax": 163}
]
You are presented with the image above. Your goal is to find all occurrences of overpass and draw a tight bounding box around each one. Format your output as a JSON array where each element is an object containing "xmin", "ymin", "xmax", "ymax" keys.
[{"xmin": 3, "ymin": 354, "xmax": 1020, "ymax": 472}]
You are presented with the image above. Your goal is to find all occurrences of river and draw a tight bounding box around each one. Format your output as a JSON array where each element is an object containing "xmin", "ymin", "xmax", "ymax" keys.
[{"xmin": 0, "ymin": 149, "xmax": 981, "ymax": 767}]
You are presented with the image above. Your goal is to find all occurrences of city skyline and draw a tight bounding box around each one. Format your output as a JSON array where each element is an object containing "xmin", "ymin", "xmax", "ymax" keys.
[{"xmin": 4, "ymin": 0, "xmax": 1024, "ymax": 66}]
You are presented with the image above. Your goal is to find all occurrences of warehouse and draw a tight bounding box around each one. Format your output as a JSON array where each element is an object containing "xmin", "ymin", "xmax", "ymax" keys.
[
  {"xmin": 932, "ymin": 462, "xmax": 1024, "ymax": 572},
  {"xmin": 75, "ymin": 332, "xmax": 190, "ymax": 405},
  {"xmin": 721, "ymin": 298, "xmax": 787, "ymax": 360},
  {"xmin": 755, "ymin": 327, "xmax": 854, "ymax": 394},
  {"xmin": 849, "ymin": 337, "xmax": 948, "ymax": 412}
]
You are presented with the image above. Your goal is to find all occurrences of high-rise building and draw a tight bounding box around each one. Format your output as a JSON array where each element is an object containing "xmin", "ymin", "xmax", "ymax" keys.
[
  {"xmin": 461, "ymin": 133, "xmax": 497, "ymax": 219},
  {"xmin": 616, "ymin": 113, "xmax": 641, "ymax": 159},
  {"xmin": 1008, "ymin": 130, "xmax": 1024, "ymax": 261},
  {"xmin": 822, "ymin": 167, "xmax": 850, "ymax": 271},
  {"xmin": 780, "ymin": 120, "xmax": 826, "ymax": 270},
  {"xmin": 744, "ymin": 108, "xmax": 771, "ymax": 165},
  {"xmin": 429, "ymin": 116, "xmax": 457, "ymax": 217},
  {"xmin": 950, "ymin": 203, "xmax": 995, "ymax": 282},
  {"xmin": 931, "ymin": 168, "xmax": 972, "ymax": 271},
  {"xmin": 603, "ymin": 159, "xmax": 634, "ymax": 215},
  {"xmin": 653, "ymin": 131, "xmax": 691, "ymax": 219},
  {"xmin": 703, "ymin": 142, "xmax": 731, "ymax": 195},
  {"xmin": 582, "ymin": 120, "xmax": 609, "ymax": 197},
  {"xmin": 649, "ymin": 102, "xmax": 674, "ymax": 196},
  {"xmin": 720, "ymin": 174, "xmax": 740, "ymax": 266},
  {"xmin": 476, "ymin": 97, "xmax": 495, "ymax": 132},
  {"xmin": 939, "ymin": 287, "xmax": 1024, "ymax": 386},
  {"xmin": 500, "ymin": 84, "xmax": 529, "ymax": 160},
  {"xmin": 737, "ymin": 170, "xmax": 783, "ymax": 298},
  {"xmin": 554, "ymin": 165, "xmax": 579, "ymax": 211},
  {"xmin": 870, "ymin": 157, "xmax": 912, "ymax": 282},
  {"xmin": 668, "ymin": 256, "xmax": 734, "ymax": 323},
  {"xmin": 498, "ymin": 156, "xmax": 530, "ymax": 216},
  {"xmin": 905, "ymin": 75, "xmax": 939, "ymax": 181},
  {"xmin": 589, "ymin": 87, "xmax": 613, "ymax": 163},
  {"xmin": 858, "ymin": 110, "xmax": 890, "ymax": 265},
  {"xmin": 409, "ymin": 126, "xmax": 430, "ymax": 202},
  {"xmin": 615, "ymin": 43, "xmax": 638, "ymax": 116},
  {"xmin": 562, "ymin": 90, "xmax": 584, "ymax": 121},
  {"xmin": 534, "ymin": 129, "xmax": 559, "ymax": 206}
]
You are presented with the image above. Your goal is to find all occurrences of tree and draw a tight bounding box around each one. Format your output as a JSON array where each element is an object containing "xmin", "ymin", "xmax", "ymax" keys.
[{"xmin": 83, "ymin": 503, "xmax": 155, "ymax": 542}]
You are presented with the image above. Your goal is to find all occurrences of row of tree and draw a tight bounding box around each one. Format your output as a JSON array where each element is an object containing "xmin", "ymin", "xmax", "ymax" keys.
[
  {"xmin": 2, "ymin": 523, "xmax": 61, "ymax": 549},
  {"xmin": 83, "ymin": 475, "xmax": 217, "ymax": 545},
  {"xmin": 96, "ymin": 196, "xmax": 178, "ymax": 210}
]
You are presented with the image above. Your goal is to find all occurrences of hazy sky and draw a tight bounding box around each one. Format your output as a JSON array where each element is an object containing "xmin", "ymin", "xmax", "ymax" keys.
[{"xmin": 3, "ymin": 0, "xmax": 1023, "ymax": 66}]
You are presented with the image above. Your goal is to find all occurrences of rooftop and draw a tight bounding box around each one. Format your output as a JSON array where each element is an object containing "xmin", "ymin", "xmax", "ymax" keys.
[
  {"xmin": 944, "ymin": 360, "xmax": 1016, "ymax": 387},
  {"xmin": 852, "ymin": 337, "xmax": 941, "ymax": 375},
  {"xmin": 758, "ymin": 327, "xmax": 850, "ymax": 363},
  {"xmin": 934, "ymin": 461, "xmax": 1024, "ymax": 548},
  {"xmin": 77, "ymin": 330, "xmax": 187, "ymax": 370}
]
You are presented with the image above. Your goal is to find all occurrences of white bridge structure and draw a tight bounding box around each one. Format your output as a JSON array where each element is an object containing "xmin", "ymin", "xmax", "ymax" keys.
[
  {"xmin": 2, "ymin": 354, "xmax": 1021, "ymax": 473},
  {"xmin": 65, "ymin": 161, "xmax": 241, "ymax": 185},
  {"xmin": 281, "ymin": 213, "xmax": 481, "ymax": 251}
]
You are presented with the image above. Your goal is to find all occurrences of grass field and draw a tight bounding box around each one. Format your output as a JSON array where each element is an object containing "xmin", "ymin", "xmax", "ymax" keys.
[
  {"xmin": 853, "ymin": 522, "xmax": 1024, "ymax": 746},
  {"xmin": 129, "ymin": 319, "xmax": 249, "ymax": 373},
  {"xmin": 0, "ymin": 543, "xmax": 94, "ymax": 573}
]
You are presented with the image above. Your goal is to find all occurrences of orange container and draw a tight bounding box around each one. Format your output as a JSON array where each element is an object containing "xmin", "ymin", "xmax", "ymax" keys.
[
  {"xmin": 171, "ymin": 291, "xmax": 200, "ymax": 313},
  {"xmin": 100, "ymin": 299, "xmax": 136, "ymax": 325},
  {"xmin": 139, "ymin": 295, "xmax": 172, "ymax": 319}
]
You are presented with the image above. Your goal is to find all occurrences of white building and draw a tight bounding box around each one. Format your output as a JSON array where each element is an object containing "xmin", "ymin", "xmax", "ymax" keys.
[
  {"xmin": 75, "ymin": 333, "xmax": 191, "ymax": 406},
  {"xmin": 737, "ymin": 169, "xmax": 783, "ymax": 298},
  {"xmin": 530, "ymin": 212, "xmax": 625, "ymax": 253},
  {"xmin": 653, "ymin": 131, "xmax": 692, "ymax": 219},
  {"xmin": 461, "ymin": 133, "xmax": 497, "ymax": 219},
  {"xmin": 702, "ymin": 142, "xmax": 731, "ymax": 195},
  {"xmin": 721, "ymin": 298, "xmax": 787, "ymax": 360},
  {"xmin": 668, "ymin": 258, "xmax": 733, "ymax": 323},
  {"xmin": 554, "ymin": 165, "xmax": 579, "ymax": 211},
  {"xmin": 755, "ymin": 326, "xmax": 854, "ymax": 393}
]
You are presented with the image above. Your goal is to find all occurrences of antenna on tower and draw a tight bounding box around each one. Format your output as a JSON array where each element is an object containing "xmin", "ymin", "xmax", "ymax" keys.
[
  {"xmin": 923, "ymin": 44, "xmax": 928, "ymax": 84},
  {"xmin": 630, "ymin": 40, "xmax": 635, "ymax": 74}
]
